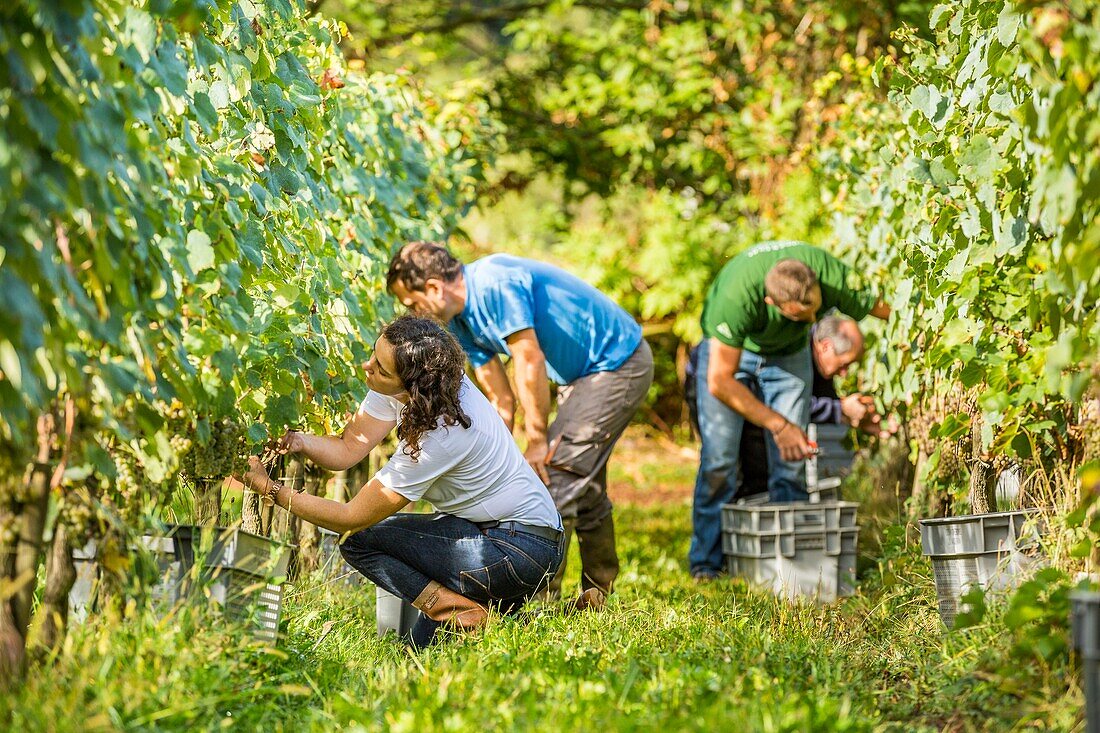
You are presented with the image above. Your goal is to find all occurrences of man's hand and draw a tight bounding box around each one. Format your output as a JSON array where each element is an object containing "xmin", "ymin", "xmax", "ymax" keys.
[
  {"xmin": 524, "ymin": 437, "xmax": 551, "ymax": 485},
  {"xmin": 861, "ymin": 412, "xmax": 899, "ymax": 438},
  {"xmin": 841, "ymin": 394, "xmax": 875, "ymax": 427},
  {"xmin": 276, "ymin": 430, "xmax": 305, "ymax": 455},
  {"xmin": 771, "ymin": 420, "xmax": 815, "ymax": 462}
]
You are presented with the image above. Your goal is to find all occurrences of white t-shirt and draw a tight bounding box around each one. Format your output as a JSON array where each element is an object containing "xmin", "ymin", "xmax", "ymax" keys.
[{"xmin": 358, "ymin": 376, "xmax": 562, "ymax": 530}]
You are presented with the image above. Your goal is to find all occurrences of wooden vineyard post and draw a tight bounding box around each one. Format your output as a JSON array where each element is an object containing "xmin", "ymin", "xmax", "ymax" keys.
[
  {"xmin": 0, "ymin": 479, "xmax": 25, "ymax": 683},
  {"xmin": 1, "ymin": 411, "xmax": 60, "ymax": 683},
  {"xmin": 13, "ymin": 442, "xmax": 51, "ymax": 644},
  {"xmin": 331, "ymin": 470, "xmax": 348, "ymax": 503},
  {"xmin": 259, "ymin": 453, "xmax": 281, "ymax": 537},
  {"xmin": 968, "ymin": 412, "xmax": 997, "ymax": 514},
  {"xmin": 193, "ymin": 479, "xmax": 222, "ymax": 527},
  {"xmin": 30, "ymin": 521, "xmax": 75, "ymax": 658},
  {"xmin": 294, "ymin": 469, "xmax": 323, "ymax": 576},
  {"xmin": 345, "ymin": 460, "xmax": 366, "ymax": 501},
  {"xmin": 242, "ymin": 490, "xmax": 263, "ymax": 535},
  {"xmin": 272, "ymin": 457, "xmax": 305, "ymax": 543}
]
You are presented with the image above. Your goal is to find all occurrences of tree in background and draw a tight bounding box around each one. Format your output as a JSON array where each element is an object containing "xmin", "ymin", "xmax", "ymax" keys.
[{"xmin": 320, "ymin": 0, "xmax": 935, "ymax": 428}]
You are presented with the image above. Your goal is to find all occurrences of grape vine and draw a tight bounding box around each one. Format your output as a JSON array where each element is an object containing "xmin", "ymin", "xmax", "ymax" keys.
[{"xmin": 823, "ymin": 0, "xmax": 1100, "ymax": 506}]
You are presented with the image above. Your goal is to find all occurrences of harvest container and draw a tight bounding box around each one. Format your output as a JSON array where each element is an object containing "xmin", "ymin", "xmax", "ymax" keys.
[
  {"xmin": 721, "ymin": 500, "xmax": 860, "ymax": 602},
  {"xmin": 69, "ymin": 535, "xmax": 181, "ymax": 622},
  {"xmin": 721, "ymin": 525, "xmax": 858, "ymax": 558},
  {"xmin": 723, "ymin": 528, "xmax": 860, "ymax": 602},
  {"xmin": 69, "ymin": 541, "xmax": 99, "ymax": 622},
  {"xmin": 919, "ymin": 509, "xmax": 1044, "ymax": 627},
  {"xmin": 721, "ymin": 501, "xmax": 858, "ymax": 534},
  {"xmin": 376, "ymin": 586, "xmax": 421, "ymax": 638},
  {"xmin": 172, "ymin": 525, "xmax": 291, "ymax": 643},
  {"xmin": 1071, "ymin": 590, "xmax": 1100, "ymax": 733}
]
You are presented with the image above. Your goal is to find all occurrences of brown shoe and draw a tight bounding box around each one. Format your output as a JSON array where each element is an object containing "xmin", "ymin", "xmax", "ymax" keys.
[{"xmin": 572, "ymin": 587, "xmax": 606, "ymax": 613}]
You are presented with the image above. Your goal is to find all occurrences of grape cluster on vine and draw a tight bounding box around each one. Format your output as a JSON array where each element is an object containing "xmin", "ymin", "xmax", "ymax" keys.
[
  {"xmin": 159, "ymin": 400, "xmax": 247, "ymax": 480},
  {"xmin": 55, "ymin": 485, "xmax": 97, "ymax": 545},
  {"xmin": 112, "ymin": 447, "xmax": 143, "ymax": 503}
]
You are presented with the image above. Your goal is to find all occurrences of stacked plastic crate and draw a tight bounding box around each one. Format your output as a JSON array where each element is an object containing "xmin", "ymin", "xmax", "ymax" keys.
[
  {"xmin": 721, "ymin": 502, "xmax": 860, "ymax": 601},
  {"xmin": 69, "ymin": 535, "xmax": 180, "ymax": 623},
  {"xmin": 722, "ymin": 422, "xmax": 859, "ymax": 601},
  {"xmin": 72, "ymin": 526, "xmax": 290, "ymax": 642},
  {"xmin": 376, "ymin": 587, "xmax": 422, "ymax": 638},
  {"xmin": 171, "ymin": 526, "xmax": 291, "ymax": 643}
]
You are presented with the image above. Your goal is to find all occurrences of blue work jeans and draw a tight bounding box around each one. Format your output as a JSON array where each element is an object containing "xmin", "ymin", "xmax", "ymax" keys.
[
  {"xmin": 339, "ymin": 513, "xmax": 564, "ymax": 644},
  {"xmin": 689, "ymin": 340, "xmax": 812, "ymax": 575}
]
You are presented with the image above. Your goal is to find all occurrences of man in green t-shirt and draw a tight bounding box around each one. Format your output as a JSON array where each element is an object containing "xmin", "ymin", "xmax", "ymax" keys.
[{"xmin": 690, "ymin": 241, "xmax": 890, "ymax": 579}]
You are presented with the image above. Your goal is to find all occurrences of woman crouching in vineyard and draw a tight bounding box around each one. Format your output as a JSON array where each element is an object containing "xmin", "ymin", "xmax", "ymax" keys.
[{"xmin": 236, "ymin": 315, "xmax": 565, "ymax": 647}]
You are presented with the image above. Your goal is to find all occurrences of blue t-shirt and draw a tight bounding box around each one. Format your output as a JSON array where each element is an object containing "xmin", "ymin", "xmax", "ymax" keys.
[{"xmin": 450, "ymin": 254, "xmax": 643, "ymax": 385}]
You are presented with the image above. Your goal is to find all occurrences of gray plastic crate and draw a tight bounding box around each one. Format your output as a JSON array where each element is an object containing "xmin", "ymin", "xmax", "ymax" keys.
[
  {"xmin": 722, "ymin": 500, "xmax": 861, "ymax": 602},
  {"xmin": 318, "ymin": 528, "xmax": 366, "ymax": 587},
  {"xmin": 172, "ymin": 525, "xmax": 291, "ymax": 643},
  {"xmin": 69, "ymin": 535, "xmax": 181, "ymax": 622},
  {"xmin": 721, "ymin": 501, "xmax": 858, "ymax": 534},
  {"xmin": 69, "ymin": 541, "xmax": 99, "ymax": 623},
  {"xmin": 139, "ymin": 535, "xmax": 182, "ymax": 608},
  {"xmin": 376, "ymin": 586, "xmax": 421, "ymax": 638},
  {"xmin": 724, "ymin": 528, "xmax": 859, "ymax": 602},
  {"xmin": 1072, "ymin": 591, "xmax": 1100, "ymax": 733},
  {"xmin": 920, "ymin": 509, "xmax": 1041, "ymax": 556},
  {"xmin": 919, "ymin": 509, "xmax": 1044, "ymax": 627},
  {"xmin": 806, "ymin": 423, "xmax": 854, "ymax": 485},
  {"xmin": 721, "ymin": 526, "xmax": 858, "ymax": 557}
]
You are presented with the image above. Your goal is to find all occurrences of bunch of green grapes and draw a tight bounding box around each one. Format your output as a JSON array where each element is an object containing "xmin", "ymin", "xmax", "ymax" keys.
[
  {"xmin": 98, "ymin": 438, "xmax": 162, "ymax": 525},
  {"xmin": 181, "ymin": 417, "xmax": 246, "ymax": 480},
  {"xmin": 158, "ymin": 399, "xmax": 193, "ymax": 465},
  {"xmin": 156, "ymin": 400, "xmax": 248, "ymax": 480},
  {"xmin": 0, "ymin": 440, "xmax": 33, "ymax": 506},
  {"xmin": 113, "ymin": 448, "xmax": 136, "ymax": 498},
  {"xmin": 55, "ymin": 484, "xmax": 97, "ymax": 544},
  {"xmin": 0, "ymin": 440, "xmax": 21, "ymax": 485},
  {"xmin": 936, "ymin": 440, "xmax": 965, "ymax": 478},
  {"xmin": 0, "ymin": 443, "xmax": 29, "ymax": 549}
]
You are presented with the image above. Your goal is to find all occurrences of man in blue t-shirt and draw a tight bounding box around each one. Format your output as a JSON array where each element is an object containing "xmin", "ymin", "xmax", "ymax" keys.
[{"xmin": 386, "ymin": 242, "xmax": 654, "ymax": 608}]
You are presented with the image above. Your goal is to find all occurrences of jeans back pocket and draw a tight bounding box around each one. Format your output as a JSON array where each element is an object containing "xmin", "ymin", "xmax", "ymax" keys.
[{"xmin": 458, "ymin": 556, "xmax": 526, "ymax": 602}]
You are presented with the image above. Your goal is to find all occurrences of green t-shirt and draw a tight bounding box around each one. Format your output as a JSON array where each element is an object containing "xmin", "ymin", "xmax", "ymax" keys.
[{"xmin": 701, "ymin": 241, "xmax": 877, "ymax": 355}]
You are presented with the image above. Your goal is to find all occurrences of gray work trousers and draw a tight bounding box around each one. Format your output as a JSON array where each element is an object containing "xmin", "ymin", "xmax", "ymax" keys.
[{"xmin": 545, "ymin": 340, "xmax": 655, "ymax": 531}]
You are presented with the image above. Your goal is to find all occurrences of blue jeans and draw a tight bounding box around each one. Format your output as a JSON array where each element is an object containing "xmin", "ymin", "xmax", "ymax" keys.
[
  {"xmin": 340, "ymin": 513, "xmax": 564, "ymax": 644},
  {"xmin": 689, "ymin": 340, "xmax": 812, "ymax": 575}
]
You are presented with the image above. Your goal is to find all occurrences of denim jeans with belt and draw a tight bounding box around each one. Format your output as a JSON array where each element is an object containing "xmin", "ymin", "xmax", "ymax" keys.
[
  {"xmin": 689, "ymin": 339, "xmax": 812, "ymax": 575},
  {"xmin": 339, "ymin": 512, "xmax": 564, "ymax": 643}
]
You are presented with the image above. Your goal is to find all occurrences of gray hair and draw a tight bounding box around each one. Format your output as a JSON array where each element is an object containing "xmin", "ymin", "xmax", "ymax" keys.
[{"xmin": 813, "ymin": 315, "xmax": 856, "ymax": 355}]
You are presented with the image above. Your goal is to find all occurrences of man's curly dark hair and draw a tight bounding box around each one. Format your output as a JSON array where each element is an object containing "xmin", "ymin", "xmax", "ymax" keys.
[{"xmin": 382, "ymin": 315, "xmax": 471, "ymax": 461}]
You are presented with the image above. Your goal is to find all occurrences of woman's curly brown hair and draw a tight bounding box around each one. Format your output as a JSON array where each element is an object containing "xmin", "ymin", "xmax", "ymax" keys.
[{"xmin": 382, "ymin": 315, "xmax": 471, "ymax": 461}]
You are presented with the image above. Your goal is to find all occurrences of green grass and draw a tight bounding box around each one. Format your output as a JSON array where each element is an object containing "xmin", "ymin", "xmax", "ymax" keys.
[{"xmin": 1, "ymin": 486, "xmax": 1085, "ymax": 732}]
